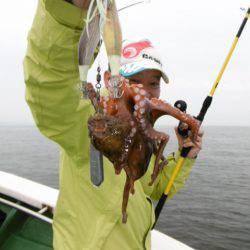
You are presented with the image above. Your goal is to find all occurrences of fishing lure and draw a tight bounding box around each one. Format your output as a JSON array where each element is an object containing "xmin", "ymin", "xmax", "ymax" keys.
[
  {"xmin": 78, "ymin": 0, "xmax": 123, "ymax": 186},
  {"xmin": 79, "ymin": 0, "xmax": 123, "ymax": 99}
]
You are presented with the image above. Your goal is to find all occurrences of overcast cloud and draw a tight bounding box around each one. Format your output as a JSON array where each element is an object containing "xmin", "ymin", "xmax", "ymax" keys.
[{"xmin": 0, "ymin": 0, "xmax": 249, "ymax": 126}]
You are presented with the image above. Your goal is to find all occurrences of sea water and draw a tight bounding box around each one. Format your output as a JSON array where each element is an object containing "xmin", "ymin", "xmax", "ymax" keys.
[{"xmin": 0, "ymin": 125, "xmax": 249, "ymax": 250}]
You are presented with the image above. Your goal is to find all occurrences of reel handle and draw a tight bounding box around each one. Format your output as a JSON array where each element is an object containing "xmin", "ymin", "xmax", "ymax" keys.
[
  {"xmin": 174, "ymin": 100, "xmax": 189, "ymax": 138},
  {"xmin": 174, "ymin": 100, "xmax": 198, "ymax": 158}
]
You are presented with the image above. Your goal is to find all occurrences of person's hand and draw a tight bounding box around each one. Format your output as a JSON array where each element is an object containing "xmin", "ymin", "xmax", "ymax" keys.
[
  {"xmin": 72, "ymin": 0, "xmax": 91, "ymax": 9},
  {"xmin": 174, "ymin": 126, "xmax": 204, "ymax": 159}
]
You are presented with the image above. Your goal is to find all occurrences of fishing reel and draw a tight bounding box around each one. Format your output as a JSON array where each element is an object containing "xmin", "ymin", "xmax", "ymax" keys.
[{"xmin": 174, "ymin": 100, "xmax": 189, "ymax": 138}]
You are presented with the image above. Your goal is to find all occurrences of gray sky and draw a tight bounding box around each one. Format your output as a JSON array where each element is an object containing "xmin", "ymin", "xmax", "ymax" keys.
[{"xmin": 0, "ymin": 0, "xmax": 249, "ymax": 126}]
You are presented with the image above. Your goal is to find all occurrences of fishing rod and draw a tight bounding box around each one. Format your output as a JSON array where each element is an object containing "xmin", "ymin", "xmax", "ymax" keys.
[
  {"xmin": 118, "ymin": 1, "xmax": 146, "ymax": 12},
  {"xmin": 153, "ymin": 6, "xmax": 250, "ymax": 227}
]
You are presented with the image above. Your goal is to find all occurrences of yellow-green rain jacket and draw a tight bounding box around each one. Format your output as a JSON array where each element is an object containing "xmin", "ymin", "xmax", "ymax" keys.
[{"xmin": 24, "ymin": 0, "xmax": 195, "ymax": 249}]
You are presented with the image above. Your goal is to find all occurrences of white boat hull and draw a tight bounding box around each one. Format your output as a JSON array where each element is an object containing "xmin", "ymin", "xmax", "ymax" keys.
[{"xmin": 0, "ymin": 171, "xmax": 194, "ymax": 249}]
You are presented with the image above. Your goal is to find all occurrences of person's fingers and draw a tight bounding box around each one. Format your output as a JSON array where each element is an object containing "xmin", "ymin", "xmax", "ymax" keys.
[
  {"xmin": 179, "ymin": 122, "xmax": 188, "ymax": 130},
  {"xmin": 198, "ymin": 130, "xmax": 204, "ymax": 137},
  {"xmin": 183, "ymin": 141, "xmax": 194, "ymax": 148},
  {"xmin": 174, "ymin": 127, "xmax": 184, "ymax": 147},
  {"xmin": 175, "ymin": 126, "xmax": 204, "ymax": 151},
  {"xmin": 194, "ymin": 141, "xmax": 202, "ymax": 149},
  {"xmin": 174, "ymin": 127, "xmax": 181, "ymax": 139},
  {"xmin": 183, "ymin": 136, "xmax": 202, "ymax": 148},
  {"xmin": 195, "ymin": 135, "xmax": 202, "ymax": 143}
]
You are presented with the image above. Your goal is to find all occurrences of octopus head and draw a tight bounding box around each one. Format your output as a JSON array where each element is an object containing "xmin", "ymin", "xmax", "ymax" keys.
[{"xmin": 88, "ymin": 114, "xmax": 130, "ymax": 157}]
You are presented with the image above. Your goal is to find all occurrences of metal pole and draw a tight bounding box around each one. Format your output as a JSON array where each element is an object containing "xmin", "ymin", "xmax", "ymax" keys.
[{"xmin": 0, "ymin": 197, "xmax": 53, "ymax": 224}]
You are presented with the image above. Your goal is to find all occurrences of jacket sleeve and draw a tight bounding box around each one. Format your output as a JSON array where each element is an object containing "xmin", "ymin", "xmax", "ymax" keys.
[
  {"xmin": 23, "ymin": 0, "xmax": 94, "ymax": 162},
  {"xmin": 140, "ymin": 150, "xmax": 196, "ymax": 201}
]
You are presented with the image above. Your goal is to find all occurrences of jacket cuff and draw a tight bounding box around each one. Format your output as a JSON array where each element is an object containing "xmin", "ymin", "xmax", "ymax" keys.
[{"xmin": 45, "ymin": 0, "xmax": 87, "ymax": 30}]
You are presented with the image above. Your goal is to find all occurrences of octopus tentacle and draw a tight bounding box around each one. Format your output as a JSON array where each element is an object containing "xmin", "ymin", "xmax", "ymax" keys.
[
  {"xmin": 100, "ymin": 96, "xmax": 118, "ymax": 115},
  {"xmin": 129, "ymin": 84, "xmax": 150, "ymax": 131},
  {"xmin": 122, "ymin": 174, "xmax": 131, "ymax": 223},
  {"xmin": 158, "ymin": 157, "xmax": 168, "ymax": 172},
  {"xmin": 150, "ymin": 98, "xmax": 200, "ymax": 141},
  {"xmin": 114, "ymin": 163, "xmax": 123, "ymax": 175},
  {"xmin": 84, "ymin": 82, "xmax": 99, "ymax": 111},
  {"xmin": 153, "ymin": 142, "xmax": 168, "ymax": 164},
  {"xmin": 150, "ymin": 157, "xmax": 168, "ymax": 186},
  {"xmin": 130, "ymin": 178, "xmax": 135, "ymax": 195},
  {"xmin": 114, "ymin": 121, "xmax": 137, "ymax": 176},
  {"xmin": 149, "ymin": 136, "xmax": 169, "ymax": 186},
  {"xmin": 136, "ymin": 120, "xmax": 169, "ymax": 186},
  {"xmin": 119, "ymin": 126, "xmax": 136, "ymax": 164},
  {"xmin": 127, "ymin": 84, "xmax": 171, "ymax": 186}
]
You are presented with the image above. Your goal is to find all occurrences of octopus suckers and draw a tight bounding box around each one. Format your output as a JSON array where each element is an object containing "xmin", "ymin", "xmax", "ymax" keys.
[
  {"xmin": 131, "ymin": 127, "xmax": 136, "ymax": 133},
  {"xmin": 135, "ymin": 95, "xmax": 141, "ymax": 101},
  {"xmin": 139, "ymin": 89, "xmax": 146, "ymax": 96},
  {"xmin": 139, "ymin": 100, "xmax": 145, "ymax": 107},
  {"xmin": 140, "ymin": 108, "xmax": 145, "ymax": 114},
  {"xmin": 134, "ymin": 87, "xmax": 139, "ymax": 93}
]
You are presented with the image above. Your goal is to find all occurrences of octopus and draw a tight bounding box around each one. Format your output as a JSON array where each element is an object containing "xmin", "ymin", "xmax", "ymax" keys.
[{"xmin": 85, "ymin": 77, "xmax": 200, "ymax": 223}]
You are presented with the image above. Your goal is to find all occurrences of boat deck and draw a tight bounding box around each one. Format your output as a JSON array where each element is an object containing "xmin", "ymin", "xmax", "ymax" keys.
[{"xmin": 0, "ymin": 194, "xmax": 53, "ymax": 250}]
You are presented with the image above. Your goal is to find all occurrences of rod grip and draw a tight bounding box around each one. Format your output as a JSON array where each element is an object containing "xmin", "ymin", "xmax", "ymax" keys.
[
  {"xmin": 196, "ymin": 96, "xmax": 213, "ymax": 122},
  {"xmin": 174, "ymin": 100, "xmax": 189, "ymax": 138},
  {"xmin": 181, "ymin": 96, "xmax": 213, "ymax": 157},
  {"xmin": 153, "ymin": 193, "xmax": 168, "ymax": 228},
  {"xmin": 180, "ymin": 146, "xmax": 192, "ymax": 158}
]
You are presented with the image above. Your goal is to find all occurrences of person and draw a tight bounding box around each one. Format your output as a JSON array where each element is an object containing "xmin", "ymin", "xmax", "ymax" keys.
[{"xmin": 23, "ymin": 0, "xmax": 203, "ymax": 249}]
